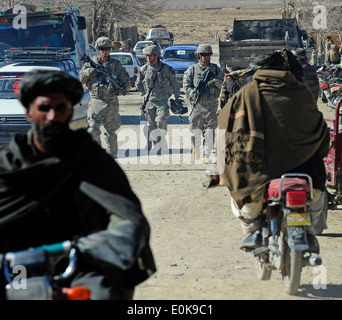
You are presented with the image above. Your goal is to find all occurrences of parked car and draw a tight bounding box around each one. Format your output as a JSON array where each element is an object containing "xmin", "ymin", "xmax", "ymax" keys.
[
  {"xmin": 161, "ymin": 44, "xmax": 199, "ymax": 87},
  {"xmin": 146, "ymin": 25, "xmax": 172, "ymax": 49},
  {"xmin": 0, "ymin": 48, "xmax": 89, "ymax": 144},
  {"xmin": 133, "ymin": 41, "xmax": 163, "ymax": 64},
  {"xmin": 110, "ymin": 52, "xmax": 141, "ymax": 88}
]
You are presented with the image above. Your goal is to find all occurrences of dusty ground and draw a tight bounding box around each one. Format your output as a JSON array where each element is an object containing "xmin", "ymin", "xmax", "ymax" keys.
[
  {"xmin": 114, "ymin": 6, "xmax": 342, "ymax": 301},
  {"xmin": 115, "ymin": 88, "xmax": 342, "ymax": 301}
]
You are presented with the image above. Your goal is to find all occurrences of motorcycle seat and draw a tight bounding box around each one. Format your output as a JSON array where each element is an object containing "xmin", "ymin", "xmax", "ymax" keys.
[{"xmin": 267, "ymin": 178, "xmax": 310, "ymax": 199}]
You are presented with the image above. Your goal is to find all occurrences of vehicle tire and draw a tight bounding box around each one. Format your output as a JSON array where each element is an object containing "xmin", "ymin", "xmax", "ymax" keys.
[
  {"xmin": 281, "ymin": 243, "xmax": 302, "ymax": 295},
  {"xmin": 255, "ymin": 257, "xmax": 272, "ymax": 280}
]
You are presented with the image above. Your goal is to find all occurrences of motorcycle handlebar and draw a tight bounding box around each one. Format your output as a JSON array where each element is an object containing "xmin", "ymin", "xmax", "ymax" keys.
[{"xmin": 24, "ymin": 240, "xmax": 72, "ymax": 257}]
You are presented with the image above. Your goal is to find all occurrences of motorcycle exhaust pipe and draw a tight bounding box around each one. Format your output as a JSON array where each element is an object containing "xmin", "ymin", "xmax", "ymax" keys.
[{"xmin": 303, "ymin": 255, "xmax": 322, "ymax": 266}]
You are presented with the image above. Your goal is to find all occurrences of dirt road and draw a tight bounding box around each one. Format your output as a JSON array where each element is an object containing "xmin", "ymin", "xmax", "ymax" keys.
[{"xmin": 115, "ymin": 88, "xmax": 342, "ymax": 300}]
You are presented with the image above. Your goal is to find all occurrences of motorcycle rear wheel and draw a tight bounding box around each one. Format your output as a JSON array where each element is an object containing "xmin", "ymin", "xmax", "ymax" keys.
[{"xmin": 281, "ymin": 244, "xmax": 302, "ymax": 295}]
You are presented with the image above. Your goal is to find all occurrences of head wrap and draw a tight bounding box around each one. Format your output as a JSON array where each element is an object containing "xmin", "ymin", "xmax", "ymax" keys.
[
  {"xmin": 19, "ymin": 70, "xmax": 84, "ymax": 108},
  {"xmin": 250, "ymin": 49, "xmax": 304, "ymax": 82}
]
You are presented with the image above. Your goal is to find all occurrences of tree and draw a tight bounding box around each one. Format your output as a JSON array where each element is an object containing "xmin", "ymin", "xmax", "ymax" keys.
[
  {"xmin": 283, "ymin": 1, "xmax": 341, "ymax": 64},
  {"xmin": 80, "ymin": 0, "xmax": 165, "ymax": 44}
]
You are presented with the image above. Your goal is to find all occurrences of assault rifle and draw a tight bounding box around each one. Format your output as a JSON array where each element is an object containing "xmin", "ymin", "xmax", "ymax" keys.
[
  {"xmin": 189, "ymin": 69, "xmax": 215, "ymax": 115},
  {"xmin": 81, "ymin": 54, "xmax": 126, "ymax": 96},
  {"xmin": 140, "ymin": 89, "xmax": 151, "ymax": 120}
]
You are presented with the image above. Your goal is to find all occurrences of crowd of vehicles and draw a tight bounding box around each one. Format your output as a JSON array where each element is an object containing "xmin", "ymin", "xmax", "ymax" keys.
[
  {"xmin": 0, "ymin": 2, "xmax": 342, "ymax": 298},
  {"xmin": 0, "ymin": 4, "xmax": 92, "ymax": 144},
  {"xmin": 317, "ymin": 65, "xmax": 342, "ymax": 110},
  {"xmin": 317, "ymin": 64, "xmax": 342, "ymax": 209},
  {"xmin": 0, "ymin": 48, "xmax": 89, "ymax": 144}
]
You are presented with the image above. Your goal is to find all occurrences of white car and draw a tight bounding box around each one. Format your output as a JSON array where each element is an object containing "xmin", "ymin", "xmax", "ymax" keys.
[
  {"xmin": 132, "ymin": 41, "xmax": 163, "ymax": 64},
  {"xmin": 0, "ymin": 48, "xmax": 89, "ymax": 144},
  {"xmin": 109, "ymin": 52, "xmax": 141, "ymax": 88}
]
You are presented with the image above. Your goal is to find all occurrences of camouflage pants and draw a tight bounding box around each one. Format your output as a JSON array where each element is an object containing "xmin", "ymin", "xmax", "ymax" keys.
[
  {"xmin": 87, "ymin": 97, "xmax": 121, "ymax": 158},
  {"xmin": 146, "ymin": 101, "xmax": 170, "ymax": 150},
  {"xmin": 189, "ymin": 103, "xmax": 217, "ymax": 158}
]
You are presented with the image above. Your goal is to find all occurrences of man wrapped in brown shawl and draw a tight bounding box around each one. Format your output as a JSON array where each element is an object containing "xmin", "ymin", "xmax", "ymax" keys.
[{"xmin": 211, "ymin": 50, "xmax": 330, "ymax": 250}]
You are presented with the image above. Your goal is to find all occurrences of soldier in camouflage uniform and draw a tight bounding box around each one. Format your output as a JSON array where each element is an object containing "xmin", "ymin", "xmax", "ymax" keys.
[
  {"xmin": 79, "ymin": 36, "xmax": 130, "ymax": 158},
  {"xmin": 292, "ymin": 48, "xmax": 320, "ymax": 103},
  {"xmin": 183, "ymin": 44, "xmax": 224, "ymax": 163},
  {"xmin": 135, "ymin": 45, "xmax": 181, "ymax": 153}
]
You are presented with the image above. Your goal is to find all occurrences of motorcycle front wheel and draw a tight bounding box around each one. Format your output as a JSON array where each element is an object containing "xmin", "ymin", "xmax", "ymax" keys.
[{"xmin": 281, "ymin": 243, "xmax": 302, "ymax": 295}]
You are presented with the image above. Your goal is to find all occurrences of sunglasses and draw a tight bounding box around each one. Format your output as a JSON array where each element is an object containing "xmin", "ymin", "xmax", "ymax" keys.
[
  {"xmin": 200, "ymin": 53, "xmax": 211, "ymax": 57},
  {"xmin": 98, "ymin": 47, "xmax": 111, "ymax": 51}
]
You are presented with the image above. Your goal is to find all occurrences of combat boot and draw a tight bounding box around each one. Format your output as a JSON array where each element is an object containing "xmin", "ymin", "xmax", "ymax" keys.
[{"xmin": 202, "ymin": 157, "xmax": 210, "ymax": 164}]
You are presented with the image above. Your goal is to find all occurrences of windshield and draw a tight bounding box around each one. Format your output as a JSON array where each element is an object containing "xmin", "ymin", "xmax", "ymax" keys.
[
  {"xmin": 0, "ymin": 16, "xmax": 75, "ymax": 60},
  {"xmin": 148, "ymin": 29, "xmax": 170, "ymax": 39},
  {"xmin": 135, "ymin": 43, "xmax": 151, "ymax": 50},
  {"xmin": 111, "ymin": 54, "xmax": 133, "ymax": 65},
  {"xmin": 0, "ymin": 73, "xmax": 24, "ymax": 99},
  {"xmin": 163, "ymin": 49, "xmax": 198, "ymax": 62}
]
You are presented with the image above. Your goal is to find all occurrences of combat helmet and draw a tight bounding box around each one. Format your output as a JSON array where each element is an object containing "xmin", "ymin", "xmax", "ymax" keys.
[
  {"xmin": 143, "ymin": 45, "xmax": 161, "ymax": 56},
  {"xmin": 95, "ymin": 36, "xmax": 112, "ymax": 50},
  {"xmin": 196, "ymin": 44, "xmax": 213, "ymax": 56}
]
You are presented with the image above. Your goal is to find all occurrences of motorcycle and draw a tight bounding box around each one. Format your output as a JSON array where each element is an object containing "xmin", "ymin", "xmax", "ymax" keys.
[
  {"xmin": 2, "ymin": 241, "xmax": 91, "ymax": 300},
  {"xmin": 317, "ymin": 65, "xmax": 342, "ymax": 109},
  {"xmin": 324, "ymin": 98, "xmax": 342, "ymax": 208},
  {"xmin": 252, "ymin": 173, "xmax": 322, "ymax": 295}
]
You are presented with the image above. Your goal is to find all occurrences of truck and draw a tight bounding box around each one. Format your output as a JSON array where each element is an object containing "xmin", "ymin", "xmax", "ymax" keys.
[
  {"xmin": 0, "ymin": 4, "xmax": 90, "ymax": 65},
  {"xmin": 146, "ymin": 25, "xmax": 173, "ymax": 49},
  {"xmin": 219, "ymin": 18, "xmax": 304, "ymax": 71}
]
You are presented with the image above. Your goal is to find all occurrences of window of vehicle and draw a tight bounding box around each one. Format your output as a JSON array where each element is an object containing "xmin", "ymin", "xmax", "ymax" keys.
[
  {"xmin": 147, "ymin": 29, "xmax": 170, "ymax": 40},
  {"xmin": 0, "ymin": 73, "xmax": 24, "ymax": 99},
  {"xmin": 135, "ymin": 43, "xmax": 149, "ymax": 50},
  {"xmin": 163, "ymin": 49, "xmax": 198, "ymax": 61},
  {"xmin": 0, "ymin": 68, "xmax": 79, "ymax": 100},
  {"xmin": 0, "ymin": 17, "xmax": 75, "ymax": 60},
  {"xmin": 111, "ymin": 54, "xmax": 133, "ymax": 66}
]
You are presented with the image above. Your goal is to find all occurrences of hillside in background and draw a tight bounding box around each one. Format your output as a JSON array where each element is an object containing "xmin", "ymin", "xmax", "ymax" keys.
[
  {"xmin": 163, "ymin": 0, "xmax": 282, "ymax": 8},
  {"xmin": 137, "ymin": 5, "xmax": 283, "ymax": 44}
]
